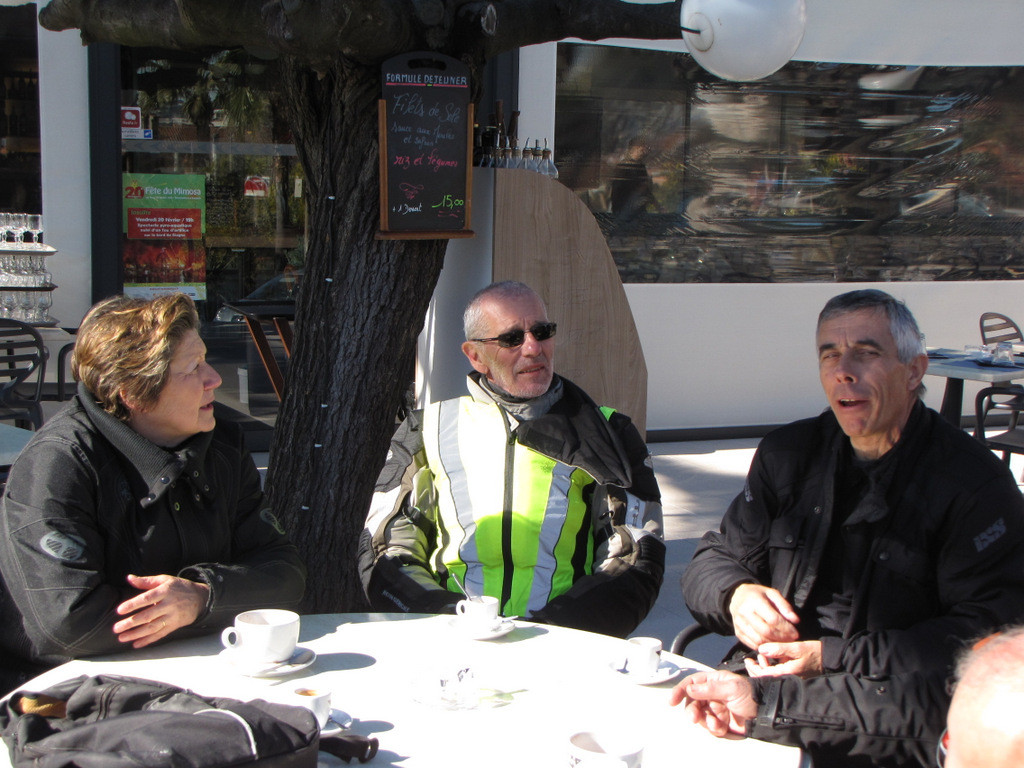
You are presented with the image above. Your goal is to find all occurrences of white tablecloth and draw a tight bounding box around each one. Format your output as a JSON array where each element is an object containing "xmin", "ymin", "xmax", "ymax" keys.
[{"xmin": 1, "ymin": 613, "xmax": 805, "ymax": 768}]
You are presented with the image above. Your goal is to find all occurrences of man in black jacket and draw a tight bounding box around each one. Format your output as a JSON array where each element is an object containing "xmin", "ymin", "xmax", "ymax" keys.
[{"xmin": 677, "ymin": 289, "xmax": 1024, "ymax": 766}]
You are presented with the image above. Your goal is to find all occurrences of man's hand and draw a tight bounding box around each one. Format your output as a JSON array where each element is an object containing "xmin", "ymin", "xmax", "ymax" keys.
[
  {"xmin": 728, "ymin": 583, "xmax": 800, "ymax": 650},
  {"xmin": 113, "ymin": 574, "xmax": 210, "ymax": 649},
  {"xmin": 670, "ymin": 670, "xmax": 758, "ymax": 738},
  {"xmin": 745, "ymin": 640, "xmax": 823, "ymax": 679}
]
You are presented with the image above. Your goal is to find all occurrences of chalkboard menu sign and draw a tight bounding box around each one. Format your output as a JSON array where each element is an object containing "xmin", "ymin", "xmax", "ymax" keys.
[{"xmin": 378, "ymin": 52, "xmax": 474, "ymax": 239}]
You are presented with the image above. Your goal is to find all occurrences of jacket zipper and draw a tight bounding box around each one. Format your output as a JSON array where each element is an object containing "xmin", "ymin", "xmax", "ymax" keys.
[{"xmin": 499, "ymin": 410, "xmax": 515, "ymax": 611}]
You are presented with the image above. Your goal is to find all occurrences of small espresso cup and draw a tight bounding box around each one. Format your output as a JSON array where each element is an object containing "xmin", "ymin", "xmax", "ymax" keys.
[
  {"xmin": 568, "ymin": 730, "xmax": 643, "ymax": 768},
  {"xmin": 455, "ymin": 595, "xmax": 500, "ymax": 626},
  {"xmin": 625, "ymin": 636, "xmax": 662, "ymax": 678},
  {"xmin": 221, "ymin": 609, "xmax": 300, "ymax": 664},
  {"xmin": 292, "ymin": 686, "xmax": 331, "ymax": 728}
]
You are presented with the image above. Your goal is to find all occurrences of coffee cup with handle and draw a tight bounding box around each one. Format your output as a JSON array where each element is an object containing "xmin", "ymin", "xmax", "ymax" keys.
[
  {"xmin": 221, "ymin": 608, "xmax": 300, "ymax": 665},
  {"xmin": 455, "ymin": 595, "xmax": 500, "ymax": 629},
  {"xmin": 624, "ymin": 636, "xmax": 662, "ymax": 679}
]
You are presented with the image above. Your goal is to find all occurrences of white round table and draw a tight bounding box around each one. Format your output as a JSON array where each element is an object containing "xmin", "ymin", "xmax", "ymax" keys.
[{"xmin": 1, "ymin": 613, "xmax": 805, "ymax": 768}]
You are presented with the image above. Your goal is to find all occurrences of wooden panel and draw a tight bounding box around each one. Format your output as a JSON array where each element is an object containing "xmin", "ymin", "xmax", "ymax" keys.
[{"xmin": 493, "ymin": 170, "xmax": 648, "ymax": 436}]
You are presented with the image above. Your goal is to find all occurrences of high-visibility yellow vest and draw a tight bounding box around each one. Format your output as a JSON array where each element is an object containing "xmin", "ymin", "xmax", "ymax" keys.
[{"xmin": 422, "ymin": 396, "xmax": 598, "ymax": 617}]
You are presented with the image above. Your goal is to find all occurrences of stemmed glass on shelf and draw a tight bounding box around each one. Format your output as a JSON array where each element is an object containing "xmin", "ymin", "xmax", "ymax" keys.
[
  {"xmin": 25, "ymin": 215, "xmax": 43, "ymax": 246},
  {"xmin": 6, "ymin": 214, "xmax": 28, "ymax": 248},
  {"xmin": 36, "ymin": 290, "xmax": 53, "ymax": 324}
]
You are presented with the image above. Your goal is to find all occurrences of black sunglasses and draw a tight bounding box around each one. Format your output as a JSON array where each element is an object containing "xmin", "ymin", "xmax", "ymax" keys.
[{"xmin": 471, "ymin": 322, "xmax": 557, "ymax": 348}]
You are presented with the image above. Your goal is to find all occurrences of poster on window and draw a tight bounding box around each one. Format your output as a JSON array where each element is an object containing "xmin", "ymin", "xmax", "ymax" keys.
[{"xmin": 122, "ymin": 173, "xmax": 207, "ymax": 300}]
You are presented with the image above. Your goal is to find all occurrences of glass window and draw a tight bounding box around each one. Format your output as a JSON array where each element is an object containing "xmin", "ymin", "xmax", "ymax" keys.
[
  {"xmin": 121, "ymin": 48, "xmax": 303, "ymax": 422},
  {"xmin": 0, "ymin": 4, "xmax": 41, "ymax": 216},
  {"xmin": 555, "ymin": 43, "xmax": 1024, "ymax": 283}
]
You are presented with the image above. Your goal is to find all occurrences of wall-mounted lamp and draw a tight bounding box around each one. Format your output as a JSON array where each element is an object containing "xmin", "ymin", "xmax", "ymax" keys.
[{"xmin": 681, "ymin": 0, "xmax": 807, "ymax": 81}]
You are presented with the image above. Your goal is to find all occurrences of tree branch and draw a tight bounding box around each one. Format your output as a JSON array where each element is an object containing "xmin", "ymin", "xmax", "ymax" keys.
[
  {"xmin": 476, "ymin": 0, "xmax": 681, "ymax": 58},
  {"xmin": 39, "ymin": 0, "xmax": 681, "ymax": 66}
]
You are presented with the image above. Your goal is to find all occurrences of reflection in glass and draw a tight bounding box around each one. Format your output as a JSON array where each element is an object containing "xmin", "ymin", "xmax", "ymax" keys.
[{"xmin": 555, "ymin": 44, "xmax": 1024, "ymax": 283}]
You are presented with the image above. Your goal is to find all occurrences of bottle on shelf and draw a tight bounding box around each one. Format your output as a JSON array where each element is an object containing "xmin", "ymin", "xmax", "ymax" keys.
[
  {"xmin": 526, "ymin": 140, "xmax": 542, "ymax": 172},
  {"xmin": 539, "ymin": 139, "xmax": 559, "ymax": 179},
  {"xmin": 507, "ymin": 110, "xmax": 520, "ymax": 150},
  {"xmin": 497, "ymin": 138, "xmax": 512, "ymax": 169},
  {"xmin": 509, "ymin": 142, "xmax": 523, "ymax": 170}
]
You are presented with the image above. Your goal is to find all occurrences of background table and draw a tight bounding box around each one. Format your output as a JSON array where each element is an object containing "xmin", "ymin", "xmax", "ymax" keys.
[
  {"xmin": 925, "ymin": 350, "xmax": 1024, "ymax": 425},
  {"xmin": 1, "ymin": 613, "xmax": 805, "ymax": 768}
]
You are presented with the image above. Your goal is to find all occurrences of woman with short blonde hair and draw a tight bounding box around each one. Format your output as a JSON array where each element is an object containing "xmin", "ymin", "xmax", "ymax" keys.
[
  {"xmin": 72, "ymin": 293, "xmax": 200, "ymax": 421},
  {"xmin": 0, "ymin": 293, "xmax": 306, "ymax": 693}
]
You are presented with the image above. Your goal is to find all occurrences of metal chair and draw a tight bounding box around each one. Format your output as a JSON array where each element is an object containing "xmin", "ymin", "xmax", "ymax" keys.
[
  {"xmin": 272, "ymin": 317, "xmax": 293, "ymax": 358},
  {"xmin": 980, "ymin": 312, "xmax": 1023, "ymax": 346},
  {"xmin": 975, "ymin": 385, "xmax": 1024, "ymax": 463},
  {"xmin": 227, "ymin": 306, "xmax": 287, "ymax": 402},
  {"xmin": 0, "ymin": 318, "xmax": 49, "ymax": 430},
  {"xmin": 670, "ymin": 622, "xmax": 715, "ymax": 656},
  {"xmin": 976, "ymin": 312, "xmax": 1024, "ymax": 454}
]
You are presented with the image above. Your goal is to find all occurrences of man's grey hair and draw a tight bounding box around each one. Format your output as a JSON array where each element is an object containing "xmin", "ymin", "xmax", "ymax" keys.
[
  {"xmin": 818, "ymin": 289, "xmax": 927, "ymax": 397},
  {"xmin": 818, "ymin": 289, "xmax": 925, "ymax": 364},
  {"xmin": 463, "ymin": 281, "xmax": 544, "ymax": 340}
]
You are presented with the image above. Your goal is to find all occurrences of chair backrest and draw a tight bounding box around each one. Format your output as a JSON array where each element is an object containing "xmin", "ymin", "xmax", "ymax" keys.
[
  {"xmin": 232, "ymin": 309, "xmax": 286, "ymax": 401},
  {"xmin": 272, "ymin": 317, "xmax": 293, "ymax": 358},
  {"xmin": 0, "ymin": 318, "xmax": 48, "ymax": 428},
  {"xmin": 0, "ymin": 319, "xmax": 47, "ymax": 393},
  {"xmin": 981, "ymin": 312, "xmax": 1024, "ymax": 345}
]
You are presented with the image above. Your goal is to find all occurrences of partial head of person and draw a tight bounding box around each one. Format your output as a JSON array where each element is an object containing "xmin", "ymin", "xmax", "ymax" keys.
[
  {"xmin": 816, "ymin": 289, "xmax": 928, "ymax": 461},
  {"xmin": 941, "ymin": 627, "xmax": 1024, "ymax": 768},
  {"xmin": 72, "ymin": 293, "xmax": 222, "ymax": 447},
  {"xmin": 461, "ymin": 281, "xmax": 556, "ymax": 400}
]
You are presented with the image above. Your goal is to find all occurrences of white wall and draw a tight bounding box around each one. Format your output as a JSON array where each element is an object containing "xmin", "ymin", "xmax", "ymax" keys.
[
  {"xmin": 625, "ymin": 281, "xmax": 1024, "ymax": 431},
  {"xmin": 38, "ymin": 21, "xmax": 93, "ymax": 328}
]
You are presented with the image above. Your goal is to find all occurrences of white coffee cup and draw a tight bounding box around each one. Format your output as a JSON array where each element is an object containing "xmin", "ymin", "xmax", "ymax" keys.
[
  {"xmin": 624, "ymin": 636, "xmax": 662, "ymax": 678},
  {"xmin": 455, "ymin": 595, "xmax": 500, "ymax": 627},
  {"xmin": 292, "ymin": 686, "xmax": 331, "ymax": 728},
  {"xmin": 568, "ymin": 730, "xmax": 643, "ymax": 768},
  {"xmin": 221, "ymin": 609, "xmax": 300, "ymax": 664}
]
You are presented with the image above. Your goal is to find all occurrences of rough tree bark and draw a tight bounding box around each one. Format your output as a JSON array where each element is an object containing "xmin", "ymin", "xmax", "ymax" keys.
[
  {"xmin": 266, "ymin": 58, "xmax": 449, "ymax": 611},
  {"xmin": 36, "ymin": 0, "xmax": 682, "ymax": 612}
]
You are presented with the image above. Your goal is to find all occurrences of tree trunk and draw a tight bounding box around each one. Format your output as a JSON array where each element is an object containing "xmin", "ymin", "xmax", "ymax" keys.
[{"xmin": 267, "ymin": 57, "xmax": 447, "ymax": 612}]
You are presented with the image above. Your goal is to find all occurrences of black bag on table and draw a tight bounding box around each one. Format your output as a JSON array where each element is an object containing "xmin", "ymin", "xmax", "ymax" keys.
[{"xmin": 0, "ymin": 674, "xmax": 378, "ymax": 768}]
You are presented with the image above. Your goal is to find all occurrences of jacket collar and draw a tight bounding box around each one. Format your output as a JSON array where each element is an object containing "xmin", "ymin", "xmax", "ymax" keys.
[
  {"xmin": 77, "ymin": 382, "xmax": 214, "ymax": 508},
  {"xmin": 464, "ymin": 373, "xmax": 634, "ymax": 488}
]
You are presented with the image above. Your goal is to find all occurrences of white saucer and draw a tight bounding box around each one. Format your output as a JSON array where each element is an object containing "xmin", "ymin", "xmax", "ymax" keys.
[
  {"xmin": 220, "ymin": 646, "xmax": 316, "ymax": 677},
  {"xmin": 609, "ymin": 658, "xmax": 683, "ymax": 685},
  {"xmin": 320, "ymin": 708, "xmax": 353, "ymax": 736},
  {"xmin": 448, "ymin": 616, "xmax": 516, "ymax": 640}
]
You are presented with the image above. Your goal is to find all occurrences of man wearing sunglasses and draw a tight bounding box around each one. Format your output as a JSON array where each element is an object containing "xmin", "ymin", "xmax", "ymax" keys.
[{"xmin": 358, "ymin": 281, "xmax": 664, "ymax": 637}]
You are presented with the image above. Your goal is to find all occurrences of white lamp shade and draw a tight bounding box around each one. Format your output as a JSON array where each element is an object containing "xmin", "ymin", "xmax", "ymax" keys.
[{"xmin": 681, "ymin": 0, "xmax": 807, "ymax": 81}]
